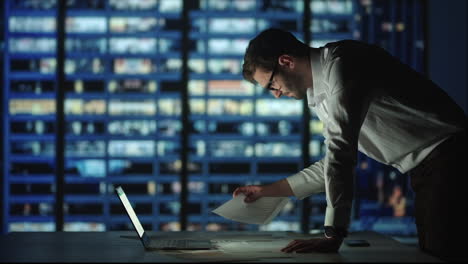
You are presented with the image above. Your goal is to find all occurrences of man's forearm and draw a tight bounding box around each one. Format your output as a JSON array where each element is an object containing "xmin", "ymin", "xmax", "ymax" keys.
[{"xmin": 262, "ymin": 178, "xmax": 294, "ymax": 197}]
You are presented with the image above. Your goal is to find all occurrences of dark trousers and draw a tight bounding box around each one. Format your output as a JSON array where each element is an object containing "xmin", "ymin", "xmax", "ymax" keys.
[{"xmin": 409, "ymin": 130, "xmax": 467, "ymax": 262}]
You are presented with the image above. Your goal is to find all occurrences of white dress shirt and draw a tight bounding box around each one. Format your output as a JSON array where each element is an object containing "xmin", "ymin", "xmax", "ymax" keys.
[{"xmin": 286, "ymin": 40, "xmax": 467, "ymax": 229}]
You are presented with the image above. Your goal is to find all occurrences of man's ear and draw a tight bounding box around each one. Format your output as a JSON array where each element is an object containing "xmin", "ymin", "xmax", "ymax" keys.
[{"xmin": 278, "ymin": 55, "xmax": 295, "ymax": 69}]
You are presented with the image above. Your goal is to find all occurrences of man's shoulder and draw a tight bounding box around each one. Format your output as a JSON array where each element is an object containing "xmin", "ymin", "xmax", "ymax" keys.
[
  {"xmin": 320, "ymin": 40, "xmax": 384, "ymax": 82},
  {"xmin": 324, "ymin": 39, "xmax": 373, "ymax": 54},
  {"xmin": 325, "ymin": 39, "xmax": 371, "ymax": 47},
  {"xmin": 322, "ymin": 40, "xmax": 386, "ymax": 67}
]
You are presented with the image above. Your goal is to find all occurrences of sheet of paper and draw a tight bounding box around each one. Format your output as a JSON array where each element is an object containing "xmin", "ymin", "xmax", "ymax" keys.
[{"xmin": 212, "ymin": 194, "xmax": 290, "ymax": 225}]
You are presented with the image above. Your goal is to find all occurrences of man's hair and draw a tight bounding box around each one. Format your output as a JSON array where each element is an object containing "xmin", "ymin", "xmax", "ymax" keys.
[{"xmin": 242, "ymin": 28, "xmax": 309, "ymax": 84}]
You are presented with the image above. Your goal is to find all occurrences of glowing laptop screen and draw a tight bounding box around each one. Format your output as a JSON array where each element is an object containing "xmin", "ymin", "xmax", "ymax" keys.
[{"xmin": 116, "ymin": 186, "xmax": 145, "ymax": 238}]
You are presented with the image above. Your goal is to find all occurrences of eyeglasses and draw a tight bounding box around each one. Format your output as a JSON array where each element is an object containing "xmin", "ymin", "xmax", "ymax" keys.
[{"xmin": 264, "ymin": 63, "xmax": 278, "ymax": 91}]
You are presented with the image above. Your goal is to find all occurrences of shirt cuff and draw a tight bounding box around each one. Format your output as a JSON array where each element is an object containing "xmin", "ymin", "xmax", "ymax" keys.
[
  {"xmin": 324, "ymin": 205, "xmax": 352, "ymax": 229},
  {"xmin": 286, "ymin": 172, "xmax": 316, "ymax": 200}
]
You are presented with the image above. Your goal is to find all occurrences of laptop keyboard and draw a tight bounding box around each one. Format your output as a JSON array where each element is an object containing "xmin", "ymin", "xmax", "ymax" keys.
[{"xmin": 152, "ymin": 239, "xmax": 189, "ymax": 248}]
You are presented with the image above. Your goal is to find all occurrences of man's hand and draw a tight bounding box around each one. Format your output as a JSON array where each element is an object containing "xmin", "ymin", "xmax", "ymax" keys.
[
  {"xmin": 232, "ymin": 185, "xmax": 264, "ymax": 203},
  {"xmin": 233, "ymin": 179, "xmax": 294, "ymax": 203},
  {"xmin": 281, "ymin": 237, "xmax": 343, "ymax": 253}
]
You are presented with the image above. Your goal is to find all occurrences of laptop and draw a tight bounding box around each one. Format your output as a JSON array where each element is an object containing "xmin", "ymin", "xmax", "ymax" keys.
[{"xmin": 115, "ymin": 186, "xmax": 213, "ymax": 250}]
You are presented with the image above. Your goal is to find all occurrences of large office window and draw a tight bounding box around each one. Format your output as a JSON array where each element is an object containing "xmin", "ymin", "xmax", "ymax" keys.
[
  {"xmin": 6, "ymin": 0, "xmax": 58, "ymax": 232},
  {"xmin": 3, "ymin": 0, "xmax": 424, "ymax": 237},
  {"xmin": 63, "ymin": 0, "xmax": 184, "ymax": 232},
  {"xmin": 4, "ymin": 0, "xmax": 184, "ymax": 232}
]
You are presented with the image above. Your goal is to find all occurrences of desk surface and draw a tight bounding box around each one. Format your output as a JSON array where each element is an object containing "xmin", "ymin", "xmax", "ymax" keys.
[{"xmin": 0, "ymin": 231, "xmax": 440, "ymax": 263}]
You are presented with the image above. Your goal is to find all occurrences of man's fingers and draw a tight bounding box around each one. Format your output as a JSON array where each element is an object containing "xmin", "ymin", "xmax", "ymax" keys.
[
  {"xmin": 283, "ymin": 243, "xmax": 304, "ymax": 253},
  {"xmin": 295, "ymin": 245, "xmax": 316, "ymax": 253},
  {"xmin": 233, "ymin": 185, "xmax": 261, "ymax": 202},
  {"xmin": 280, "ymin": 240, "xmax": 295, "ymax": 252},
  {"xmin": 233, "ymin": 188, "xmax": 241, "ymax": 197},
  {"xmin": 234, "ymin": 188, "xmax": 254, "ymax": 202},
  {"xmin": 281, "ymin": 240, "xmax": 303, "ymax": 253},
  {"xmin": 282, "ymin": 240, "xmax": 317, "ymax": 253},
  {"xmin": 295, "ymin": 241, "xmax": 319, "ymax": 253},
  {"xmin": 233, "ymin": 187, "xmax": 249, "ymax": 197},
  {"xmin": 244, "ymin": 193, "xmax": 256, "ymax": 203}
]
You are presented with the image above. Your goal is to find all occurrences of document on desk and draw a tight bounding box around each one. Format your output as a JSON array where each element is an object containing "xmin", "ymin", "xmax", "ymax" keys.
[{"xmin": 212, "ymin": 194, "xmax": 290, "ymax": 225}]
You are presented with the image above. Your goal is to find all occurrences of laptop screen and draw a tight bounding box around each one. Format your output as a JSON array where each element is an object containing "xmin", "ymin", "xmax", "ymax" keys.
[{"xmin": 116, "ymin": 186, "xmax": 145, "ymax": 238}]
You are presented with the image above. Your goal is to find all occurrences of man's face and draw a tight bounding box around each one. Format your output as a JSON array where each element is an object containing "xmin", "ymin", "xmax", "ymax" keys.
[{"xmin": 253, "ymin": 58, "xmax": 307, "ymax": 100}]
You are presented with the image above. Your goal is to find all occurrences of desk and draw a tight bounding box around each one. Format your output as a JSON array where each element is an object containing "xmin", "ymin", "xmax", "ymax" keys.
[{"xmin": 0, "ymin": 231, "xmax": 440, "ymax": 262}]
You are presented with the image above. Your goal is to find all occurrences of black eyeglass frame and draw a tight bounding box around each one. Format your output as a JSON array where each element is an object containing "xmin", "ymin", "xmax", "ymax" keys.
[{"xmin": 264, "ymin": 62, "xmax": 278, "ymax": 91}]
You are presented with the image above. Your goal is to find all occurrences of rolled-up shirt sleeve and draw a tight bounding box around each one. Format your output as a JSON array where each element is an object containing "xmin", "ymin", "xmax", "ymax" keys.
[{"xmin": 287, "ymin": 158, "xmax": 326, "ymax": 199}]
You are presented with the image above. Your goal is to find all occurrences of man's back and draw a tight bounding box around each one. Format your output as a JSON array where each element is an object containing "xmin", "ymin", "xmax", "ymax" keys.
[{"xmin": 314, "ymin": 39, "xmax": 466, "ymax": 172}]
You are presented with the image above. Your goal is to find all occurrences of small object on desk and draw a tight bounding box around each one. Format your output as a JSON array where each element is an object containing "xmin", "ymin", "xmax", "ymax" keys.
[{"xmin": 345, "ymin": 239, "xmax": 370, "ymax": 247}]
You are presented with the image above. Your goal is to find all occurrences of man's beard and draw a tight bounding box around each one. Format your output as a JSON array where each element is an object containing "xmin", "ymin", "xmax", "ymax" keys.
[{"xmin": 281, "ymin": 69, "xmax": 306, "ymax": 100}]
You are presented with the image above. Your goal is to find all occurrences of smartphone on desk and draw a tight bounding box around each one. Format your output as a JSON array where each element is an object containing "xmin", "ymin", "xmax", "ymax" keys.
[{"xmin": 345, "ymin": 239, "xmax": 370, "ymax": 247}]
